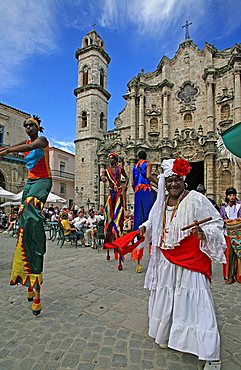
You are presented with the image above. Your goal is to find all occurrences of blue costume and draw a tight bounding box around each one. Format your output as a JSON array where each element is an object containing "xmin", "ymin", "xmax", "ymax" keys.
[{"xmin": 133, "ymin": 160, "xmax": 156, "ymax": 230}]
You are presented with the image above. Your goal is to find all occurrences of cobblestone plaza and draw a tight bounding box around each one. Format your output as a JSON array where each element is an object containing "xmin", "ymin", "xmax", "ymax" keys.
[{"xmin": 0, "ymin": 234, "xmax": 240, "ymax": 370}]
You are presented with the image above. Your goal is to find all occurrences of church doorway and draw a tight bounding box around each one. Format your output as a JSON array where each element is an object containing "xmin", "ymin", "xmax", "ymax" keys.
[
  {"xmin": 0, "ymin": 171, "xmax": 5, "ymax": 188},
  {"xmin": 185, "ymin": 161, "xmax": 204, "ymax": 191}
]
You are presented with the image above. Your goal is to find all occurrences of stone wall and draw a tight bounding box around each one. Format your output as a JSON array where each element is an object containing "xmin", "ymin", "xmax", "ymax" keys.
[{"xmin": 0, "ymin": 103, "xmax": 29, "ymax": 195}]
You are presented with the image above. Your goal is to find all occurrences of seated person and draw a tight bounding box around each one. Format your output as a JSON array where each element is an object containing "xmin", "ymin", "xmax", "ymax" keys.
[
  {"xmin": 72, "ymin": 211, "xmax": 87, "ymax": 231},
  {"xmin": 123, "ymin": 210, "xmax": 132, "ymax": 234},
  {"xmin": 86, "ymin": 209, "xmax": 99, "ymax": 248},
  {"xmin": 3, "ymin": 209, "xmax": 18, "ymax": 234},
  {"xmin": 61, "ymin": 213, "xmax": 85, "ymax": 246},
  {"xmin": 0, "ymin": 208, "xmax": 7, "ymax": 229}
]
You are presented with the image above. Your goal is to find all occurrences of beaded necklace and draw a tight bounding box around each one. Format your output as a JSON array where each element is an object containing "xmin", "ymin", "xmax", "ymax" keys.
[{"xmin": 161, "ymin": 190, "xmax": 185, "ymax": 249}]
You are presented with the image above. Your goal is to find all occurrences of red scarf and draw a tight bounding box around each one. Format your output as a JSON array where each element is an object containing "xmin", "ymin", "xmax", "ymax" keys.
[{"xmin": 161, "ymin": 233, "xmax": 212, "ymax": 281}]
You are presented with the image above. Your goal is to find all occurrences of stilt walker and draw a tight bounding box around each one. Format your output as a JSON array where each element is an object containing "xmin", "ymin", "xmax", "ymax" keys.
[
  {"xmin": 0, "ymin": 115, "xmax": 52, "ymax": 316},
  {"xmin": 101, "ymin": 152, "xmax": 128, "ymax": 270},
  {"xmin": 132, "ymin": 151, "xmax": 157, "ymax": 272}
]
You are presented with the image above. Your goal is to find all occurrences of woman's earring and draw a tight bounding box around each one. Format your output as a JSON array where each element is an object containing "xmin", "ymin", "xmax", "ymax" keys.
[{"xmin": 185, "ymin": 182, "xmax": 188, "ymax": 189}]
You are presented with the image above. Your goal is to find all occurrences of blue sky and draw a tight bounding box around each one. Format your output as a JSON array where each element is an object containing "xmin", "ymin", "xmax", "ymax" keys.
[{"xmin": 1, "ymin": 0, "xmax": 241, "ymax": 153}]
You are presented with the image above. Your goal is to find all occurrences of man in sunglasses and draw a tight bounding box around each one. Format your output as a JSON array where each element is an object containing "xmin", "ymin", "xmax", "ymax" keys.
[{"xmin": 0, "ymin": 115, "xmax": 52, "ymax": 317}]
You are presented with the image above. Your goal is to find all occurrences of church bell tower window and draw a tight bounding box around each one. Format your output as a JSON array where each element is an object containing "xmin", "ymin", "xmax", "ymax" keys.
[
  {"xmin": 100, "ymin": 68, "xmax": 104, "ymax": 88},
  {"xmin": 100, "ymin": 112, "xmax": 104, "ymax": 129},
  {"xmin": 83, "ymin": 66, "xmax": 89, "ymax": 86},
  {"xmin": 82, "ymin": 111, "xmax": 87, "ymax": 128}
]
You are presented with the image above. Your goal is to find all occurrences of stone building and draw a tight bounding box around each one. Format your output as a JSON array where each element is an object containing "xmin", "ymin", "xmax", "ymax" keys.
[
  {"xmin": 0, "ymin": 102, "xmax": 29, "ymax": 196},
  {"xmin": 74, "ymin": 30, "xmax": 110, "ymax": 209},
  {"xmin": 49, "ymin": 147, "xmax": 75, "ymax": 208},
  {"xmin": 74, "ymin": 30, "xmax": 241, "ymax": 209}
]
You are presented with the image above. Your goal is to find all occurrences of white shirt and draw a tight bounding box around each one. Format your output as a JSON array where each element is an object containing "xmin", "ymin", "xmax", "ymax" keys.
[{"xmin": 73, "ymin": 216, "xmax": 87, "ymax": 231}]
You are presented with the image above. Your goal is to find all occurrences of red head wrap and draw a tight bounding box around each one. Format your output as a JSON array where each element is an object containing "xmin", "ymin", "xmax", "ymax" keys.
[{"xmin": 108, "ymin": 152, "xmax": 118, "ymax": 159}]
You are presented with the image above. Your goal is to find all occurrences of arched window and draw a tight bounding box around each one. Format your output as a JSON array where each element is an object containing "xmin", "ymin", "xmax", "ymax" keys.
[
  {"xmin": 82, "ymin": 111, "xmax": 87, "ymax": 128},
  {"xmin": 83, "ymin": 66, "xmax": 88, "ymax": 86},
  {"xmin": 150, "ymin": 118, "xmax": 158, "ymax": 131},
  {"xmin": 84, "ymin": 38, "xmax": 88, "ymax": 47},
  {"xmin": 100, "ymin": 68, "xmax": 104, "ymax": 88},
  {"xmin": 0, "ymin": 171, "xmax": 5, "ymax": 188},
  {"xmin": 100, "ymin": 113, "xmax": 104, "ymax": 129},
  {"xmin": 221, "ymin": 104, "xmax": 230, "ymax": 120},
  {"xmin": 184, "ymin": 113, "xmax": 192, "ymax": 127},
  {"xmin": 0, "ymin": 125, "xmax": 4, "ymax": 144}
]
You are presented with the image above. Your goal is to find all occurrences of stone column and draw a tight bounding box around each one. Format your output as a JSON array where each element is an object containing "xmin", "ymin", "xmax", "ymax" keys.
[
  {"xmin": 130, "ymin": 94, "xmax": 136, "ymax": 141},
  {"xmin": 204, "ymin": 137, "xmax": 216, "ymax": 199},
  {"xmin": 205, "ymin": 153, "xmax": 215, "ymax": 199},
  {"xmin": 162, "ymin": 91, "xmax": 170, "ymax": 138},
  {"xmin": 234, "ymin": 67, "xmax": 241, "ymax": 123},
  {"xmin": 206, "ymin": 76, "xmax": 215, "ymax": 132},
  {"xmin": 139, "ymin": 94, "xmax": 145, "ymax": 140}
]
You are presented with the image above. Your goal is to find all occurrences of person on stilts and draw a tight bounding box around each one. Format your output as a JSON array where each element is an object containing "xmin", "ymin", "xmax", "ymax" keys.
[
  {"xmin": 0, "ymin": 115, "xmax": 52, "ymax": 316},
  {"xmin": 131, "ymin": 150, "xmax": 157, "ymax": 272},
  {"xmin": 101, "ymin": 152, "xmax": 128, "ymax": 270}
]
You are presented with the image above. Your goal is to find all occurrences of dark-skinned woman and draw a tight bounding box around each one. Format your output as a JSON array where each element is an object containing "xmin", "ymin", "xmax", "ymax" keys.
[
  {"xmin": 0, "ymin": 115, "xmax": 52, "ymax": 316},
  {"xmin": 137, "ymin": 158, "xmax": 226, "ymax": 370}
]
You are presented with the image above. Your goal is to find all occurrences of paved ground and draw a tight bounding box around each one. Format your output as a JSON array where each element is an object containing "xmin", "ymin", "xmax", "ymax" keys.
[{"xmin": 0, "ymin": 233, "xmax": 240, "ymax": 370}]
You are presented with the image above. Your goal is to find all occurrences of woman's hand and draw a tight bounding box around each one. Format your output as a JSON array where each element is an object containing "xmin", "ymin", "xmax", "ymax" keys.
[
  {"xmin": 139, "ymin": 226, "xmax": 146, "ymax": 236},
  {"xmin": 191, "ymin": 225, "xmax": 206, "ymax": 240}
]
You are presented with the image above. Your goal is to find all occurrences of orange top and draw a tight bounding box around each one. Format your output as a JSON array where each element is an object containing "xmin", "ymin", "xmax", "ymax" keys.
[{"xmin": 24, "ymin": 140, "xmax": 52, "ymax": 179}]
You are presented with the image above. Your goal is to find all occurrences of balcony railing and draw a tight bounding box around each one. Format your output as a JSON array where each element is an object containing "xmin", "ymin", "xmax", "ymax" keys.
[{"xmin": 51, "ymin": 170, "xmax": 75, "ymax": 180}]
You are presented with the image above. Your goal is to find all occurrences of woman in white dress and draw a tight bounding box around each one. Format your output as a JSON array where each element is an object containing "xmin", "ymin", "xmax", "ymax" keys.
[{"xmin": 139, "ymin": 158, "xmax": 226, "ymax": 370}]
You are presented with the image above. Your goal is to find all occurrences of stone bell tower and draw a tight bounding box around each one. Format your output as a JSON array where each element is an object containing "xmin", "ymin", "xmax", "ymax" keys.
[{"xmin": 74, "ymin": 29, "xmax": 111, "ymax": 209}]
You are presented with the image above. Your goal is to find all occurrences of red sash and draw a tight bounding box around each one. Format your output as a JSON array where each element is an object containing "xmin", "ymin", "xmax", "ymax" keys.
[
  {"xmin": 161, "ymin": 233, "xmax": 212, "ymax": 281},
  {"xmin": 104, "ymin": 230, "xmax": 144, "ymax": 256}
]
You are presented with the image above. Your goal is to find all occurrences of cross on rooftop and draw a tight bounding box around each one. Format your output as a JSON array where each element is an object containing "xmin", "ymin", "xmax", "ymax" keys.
[{"xmin": 182, "ymin": 20, "xmax": 192, "ymax": 40}]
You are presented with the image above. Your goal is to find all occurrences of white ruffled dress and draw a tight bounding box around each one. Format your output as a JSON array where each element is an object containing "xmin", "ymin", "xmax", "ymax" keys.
[{"xmin": 139, "ymin": 176, "xmax": 226, "ymax": 361}]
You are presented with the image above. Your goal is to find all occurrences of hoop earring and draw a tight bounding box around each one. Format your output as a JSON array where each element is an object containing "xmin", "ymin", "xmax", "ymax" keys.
[{"xmin": 184, "ymin": 182, "xmax": 188, "ymax": 189}]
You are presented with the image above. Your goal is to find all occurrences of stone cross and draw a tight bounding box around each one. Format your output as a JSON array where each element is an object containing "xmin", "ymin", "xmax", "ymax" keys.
[{"xmin": 182, "ymin": 20, "xmax": 192, "ymax": 40}]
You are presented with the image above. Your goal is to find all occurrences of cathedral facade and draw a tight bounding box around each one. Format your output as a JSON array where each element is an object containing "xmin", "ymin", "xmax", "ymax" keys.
[{"xmin": 74, "ymin": 30, "xmax": 241, "ymax": 209}]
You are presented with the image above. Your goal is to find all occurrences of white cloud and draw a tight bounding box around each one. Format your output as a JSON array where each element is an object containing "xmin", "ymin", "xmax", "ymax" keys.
[
  {"xmin": 0, "ymin": 0, "xmax": 58, "ymax": 91},
  {"xmin": 99, "ymin": 0, "xmax": 204, "ymax": 34},
  {"xmin": 50, "ymin": 138, "xmax": 75, "ymax": 154}
]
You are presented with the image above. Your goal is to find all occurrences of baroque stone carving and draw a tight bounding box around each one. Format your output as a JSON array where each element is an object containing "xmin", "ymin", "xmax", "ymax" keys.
[
  {"xmin": 216, "ymin": 87, "xmax": 234, "ymax": 104},
  {"xmin": 177, "ymin": 82, "xmax": 198, "ymax": 105}
]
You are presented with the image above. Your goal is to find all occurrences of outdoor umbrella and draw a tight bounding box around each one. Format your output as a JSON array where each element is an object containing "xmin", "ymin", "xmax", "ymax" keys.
[
  {"xmin": 0, "ymin": 187, "xmax": 16, "ymax": 199},
  {"xmin": 46, "ymin": 192, "xmax": 66, "ymax": 203},
  {"xmin": 12, "ymin": 191, "xmax": 66, "ymax": 203},
  {"xmin": 217, "ymin": 121, "xmax": 241, "ymax": 159},
  {"xmin": 0, "ymin": 201, "xmax": 21, "ymax": 207}
]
